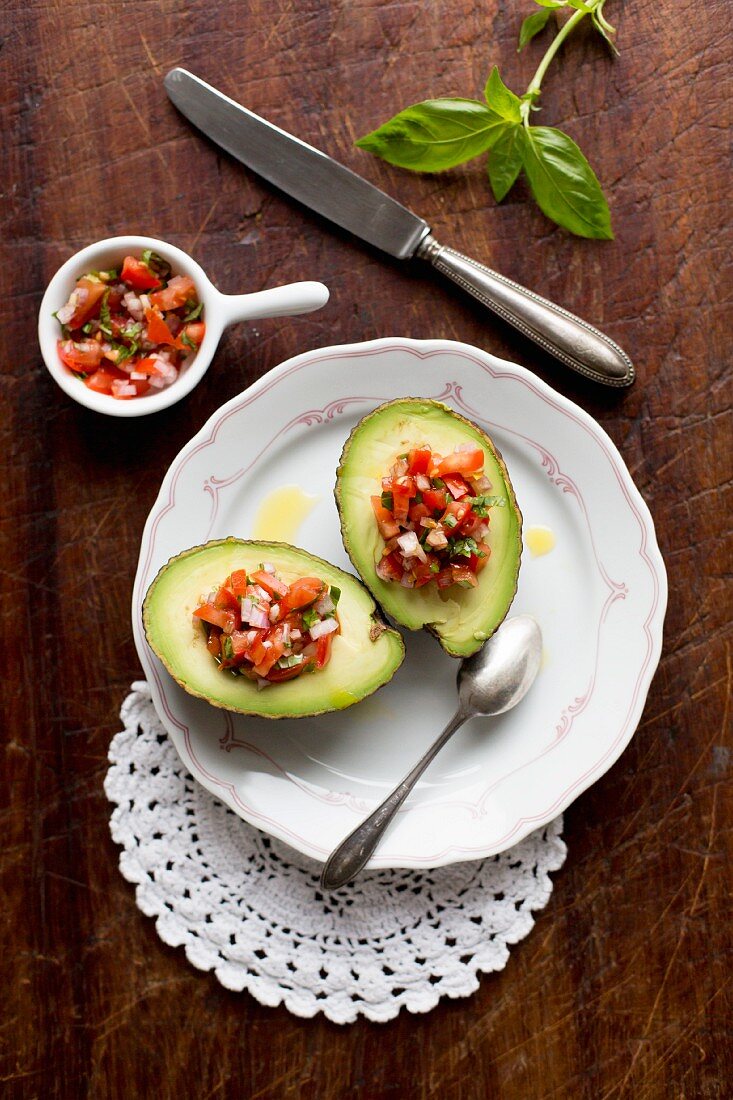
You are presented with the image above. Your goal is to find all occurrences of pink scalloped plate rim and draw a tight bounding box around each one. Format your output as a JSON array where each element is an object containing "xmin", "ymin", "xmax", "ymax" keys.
[{"xmin": 132, "ymin": 338, "xmax": 667, "ymax": 868}]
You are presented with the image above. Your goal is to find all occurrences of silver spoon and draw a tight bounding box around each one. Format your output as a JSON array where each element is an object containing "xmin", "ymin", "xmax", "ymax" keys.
[{"xmin": 320, "ymin": 615, "xmax": 543, "ymax": 891}]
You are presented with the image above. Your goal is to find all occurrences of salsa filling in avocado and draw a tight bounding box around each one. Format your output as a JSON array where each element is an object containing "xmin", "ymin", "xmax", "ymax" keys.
[
  {"xmin": 194, "ymin": 563, "xmax": 340, "ymax": 686},
  {"xmin": 372, "ymin": 442, "xmax": 506, "ymax": 590}
]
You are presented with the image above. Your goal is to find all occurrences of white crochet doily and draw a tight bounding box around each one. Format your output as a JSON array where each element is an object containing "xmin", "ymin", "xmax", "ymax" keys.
[{"xmin": 105, "ymin": 683, "xmax": 567, "ymax": 1024}]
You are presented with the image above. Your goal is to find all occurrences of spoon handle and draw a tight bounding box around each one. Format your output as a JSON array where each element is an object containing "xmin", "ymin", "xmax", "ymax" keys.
[{"xmin": 320, "ymin": 708, "xmax": 468, "ymax": 891}]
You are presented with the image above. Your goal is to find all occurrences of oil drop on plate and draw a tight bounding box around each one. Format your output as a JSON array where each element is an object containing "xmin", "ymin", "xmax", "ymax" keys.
[{"xmin": 251, "ymin": 485, "xmax": 320, "ymax": 543}]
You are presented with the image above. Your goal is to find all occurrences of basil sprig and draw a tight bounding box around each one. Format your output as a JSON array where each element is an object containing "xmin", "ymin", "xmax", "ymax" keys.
[{"xmin": 356, "ymin": 0, "xmax": 617, "ymax": 239}]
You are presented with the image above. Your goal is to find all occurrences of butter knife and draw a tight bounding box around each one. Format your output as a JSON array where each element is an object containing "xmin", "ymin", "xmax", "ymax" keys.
[{"xmin": 165, "ymin": 68, "xmax": 634, "ymax": 387}]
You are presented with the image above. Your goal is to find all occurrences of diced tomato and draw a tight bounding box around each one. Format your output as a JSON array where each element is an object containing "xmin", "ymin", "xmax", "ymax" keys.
[
  {"xmin": 85, "ymin": 366, "xmax": 127, "ymax": 394},
  {"xmin": 229, "ymin": 631, "xmax": 251, "ymax": 661},
  {"xmin": 376, "ymin": 551, "xmax": 404, "ymax": 582},
  {"xmin": 149, "ymin": 275, "xmax": 196, "ymax": 311},
  {"xmin": 62, "ymin": 276, "xmax": 107, "ymax": 327},
  {"xmin": 249, "ymin": 570, "xmax": 289, "ymax": 599},
  {"xmin": 194, "ymin": 603, "xmax": 237, "ymax": 631},
  {"xmin": 408, "ymin": 502, "xmax": 431, "ymax": 526},
  {"xmin": 450, "ymin": 564, "xmax": 479, "ymax": 588},
  {"xmin": 443, "ymin": 474, "xmax": 469, "ymax": 500},
  {"xmin": 371, "ymin": 497, "xmax": 400, "ymax": 539},
  {"xmin": 145, "ymin": 307, "xmax": 184, "ymax": 349},
  {"xmin": 247, "ymin": 635, "xmax": 268, "ymax": 667},
  {"xmin": 206, "ymin": 630, "xmax": 221, "ymax": 658},
  {"xmin": 435, "ymin": 567, "xmax": 455, "ymax": 588},
  {"xmin": 130, "ymin": 356, "xmax": 163, "ymax": 377},
  {"xmin": 314, "ymin": 633, "xmax": 334, "ymax": 669},
  {"xmin": 229, "ymin": 570, "xmax": 249, "ymax": 598},
  {"xmin": 121, "ymin": 255, "xmax": 162, "ymax": 291},
  {"xmin": 111, "ymin": 377, "xmax": 150, "ymax": 399},
  {"xmin": 412, "ymin": 556, "xmax": 439, "ymax": 587},
  {"xmin": 253, "ymin": 651, "xmax": 278, "ymax": 677},
  {"xmin": 460, "ymin": 511, "xmax": 485, "ymax": 537},
  {"xmin": 182, "ymin": 321, "xmax": 206, "ymax": 346},
  {"xmin": 391, "ymin": 477, "xmax": 416, "ymax": 523},
  {"xmin": 441, "ymin": 499, "xmax": 472, "ymax": 531},
  {"xmin": 57, "ymin": 338, "xmax": 104, "ymax": 373},
  {"xmin": 437, "ymin": 448, "xmax": 484, "ymax": 476},
  {"xmin": 468, "ymin": 541, "xmax": 492, "ymax": 574},
  {"xmin": 280, "ymin": 577, "xmax": 325, "ymax": 613},
  {"xmin": 214, "ymin": 586, "xmax": 240, "ymax": 613},
  {"xmin": 406, "ymin": 447, "xmax": 431, "ymax": 475},
  {"xmin": 422, "ymin": 488, "xmax": 448, "ymax": 513}
]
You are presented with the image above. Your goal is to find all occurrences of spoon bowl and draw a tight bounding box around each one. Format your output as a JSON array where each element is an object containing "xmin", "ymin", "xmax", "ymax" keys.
[
  {"xmin": 321, "ymin": 614, "xmax": 543, "ymax": 890},
  {"xmin": 38, "ymin": 234, "xmax": 329, "ymax": 417},
  {"xmin": 457, "ymin": 615, "xmax": 543, "ymax": 717}
]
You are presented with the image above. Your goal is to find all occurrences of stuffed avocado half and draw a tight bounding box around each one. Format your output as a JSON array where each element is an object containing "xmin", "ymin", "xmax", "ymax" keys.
[
  {"xmin": 335, "ymin": 399, "xmax": 522, "ymax": 658},
  {"xmin": 143, "ymin": 538, "xmax": 405, "ymax": 719}
]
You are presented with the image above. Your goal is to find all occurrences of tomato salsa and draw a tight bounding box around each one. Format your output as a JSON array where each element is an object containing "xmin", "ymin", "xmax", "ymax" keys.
[
  {"xmin": 194, "ymin": 563, "xmax": 341, "ymax": 686},
  {"xmin": 372, "ymin": 443, "xmax": 505, "ymax": 590},
  {"xmin": 54, "ymin": 251, "xmax": 205, "ymax": 399}
]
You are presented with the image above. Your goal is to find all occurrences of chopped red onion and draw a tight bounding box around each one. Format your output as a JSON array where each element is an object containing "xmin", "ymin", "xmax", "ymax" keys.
[
  {"xmin": 262, "ymin": 563, "xmax": 276, "ymax": 574},
  {"xmin": 248, "ymin": 608, "xmax": 270, "ymax": 630},
  {"xmin": 314, "ymin": 592, "xmax": 334, "ymax": 615},
  {"xmin": 416, "ymin": 474, "xmax": 431, "ymax": 491},
  {"xmin": 269, "ymin": 603, "xmax": 280, "ymax": 622},
  {"xmin": 308, "ymin": 617, "xmax": 338, "ymax": 640}
]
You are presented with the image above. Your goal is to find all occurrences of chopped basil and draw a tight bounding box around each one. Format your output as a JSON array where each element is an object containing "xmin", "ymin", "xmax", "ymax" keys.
[
  {"xmin": 221, "ymin": 636, "xmax": 234, "ymax": 659},
  {"xmin": 302, "ymin": 608, "xmax": 319, "ymax": 630},
  {"xmin": 430, "ymin": 560, "xmax": 441, "ymax": 573},
  {"xmin": 112, "ymin": 339, "xmax": 138, "ymax": 365},
  {"xmin": 413, "ymin": 490, "xmax": 423, "ymax": 504},
  {"xmin": 467, "ymin": 494, "xmax": 505, "ymax": 517},
  {"xmin": 432, "ymin": 477, "xmax": 446, "ymax": 489},
  {"xmin": 443, "ymin": 514, "xmax": 458, "ymax": 529},
  {"xmin": 82, "ymin": 322, "xmax": 94, "ymax": 335},
  {"xmin": 180, "ymin": 331, "xmax": 197, "ymax": 350},
  {"xmin": 98, "ymin": 289, "xmax": 113, "ymax": 337},
  {"xmin": 380, "ymin": 491, "xmax": 394, "ymax": 510},
  {"xmin": 141, "ymin": 249, "xmax": 172, "ymax": 280},
  {"xmin": 449, "ymin": 536, "xmax": 483, "ymax": 558},
  {"xmin": 329, "ymin": 585, "xmax": 341, "ymax": 605},
  {"xmin": 182, "ymin": 301, "xmax": 203, "ymax": 322},
  {"xmin": 277, "ymin": 653, "xmax": 304, "ymax": 669}
]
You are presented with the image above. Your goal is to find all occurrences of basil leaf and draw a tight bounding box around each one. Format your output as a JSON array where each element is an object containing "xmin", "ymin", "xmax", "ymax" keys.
[
  {"xmin": 521, "ymin": 125, "xmax": 613, "ymax": 239},
  {"xmin": 518, "ymin": 9, "xmax": 551, "ymax": 51},
  {"xmin": 356, "ymin": 98, "xmax": 506, "ymax": 172},
  {"xmin": 488, "ymin": 124, "xmax": 526, "ymax": 201},
  {"xmin": 483, "ymin": 67, "xmax": 522, "ymax": 123}
]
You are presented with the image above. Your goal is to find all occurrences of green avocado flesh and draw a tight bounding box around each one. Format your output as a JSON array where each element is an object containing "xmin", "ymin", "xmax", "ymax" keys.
[
  {"xmin": 335, "ymin": 399, "xmax": 522, "ymax": 658},
  {"xmin": 143, "ymin": 539, "xmax": 405, "ymax": 719}
]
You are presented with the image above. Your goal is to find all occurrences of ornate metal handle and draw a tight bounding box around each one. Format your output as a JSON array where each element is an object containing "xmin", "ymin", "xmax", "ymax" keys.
[{"xmin": 417, "ymin": 233, "xmax": 634, "ymax": 387}]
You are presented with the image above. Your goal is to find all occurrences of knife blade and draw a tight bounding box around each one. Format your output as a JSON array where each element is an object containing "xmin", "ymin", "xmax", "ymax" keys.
[{"xmin": 165, "ymin": 67, "xmax": 634, "ymax": 387}]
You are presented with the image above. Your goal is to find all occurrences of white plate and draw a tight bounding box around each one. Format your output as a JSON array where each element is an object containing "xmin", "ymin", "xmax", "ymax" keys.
[{"xmin": 132, "ymin": 338, "xmax": 667, "ymax": 868}]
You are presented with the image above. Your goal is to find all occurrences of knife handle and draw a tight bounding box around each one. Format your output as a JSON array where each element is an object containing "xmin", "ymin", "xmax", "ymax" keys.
[{"xmin": 417, "ymin": 233, "xmax": 634, "ymax": 387}]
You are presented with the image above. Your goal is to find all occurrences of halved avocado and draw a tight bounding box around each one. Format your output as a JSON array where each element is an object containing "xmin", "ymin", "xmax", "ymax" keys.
[
  {"xmin": 335, "ymin": 399, "xmax": 522, "ymax": 658},
  {"xmin": 143, "ymin": 538, "xmax": 405, "ymax": 719}
]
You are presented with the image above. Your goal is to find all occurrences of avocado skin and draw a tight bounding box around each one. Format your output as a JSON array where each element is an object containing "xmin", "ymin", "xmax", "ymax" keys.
[
  {"xmin": 335, "ymin": 399, "xmax": 522, "ymax": 658},
  {"xmin": 143, "ymin": 538, "xmax": 405, "ymax": 719}
]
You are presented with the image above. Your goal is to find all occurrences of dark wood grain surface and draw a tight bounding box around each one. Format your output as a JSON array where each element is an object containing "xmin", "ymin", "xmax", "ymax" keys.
[{"xmin": 2, "ymin": 1, "xmax": 731, "ymax": 1096}]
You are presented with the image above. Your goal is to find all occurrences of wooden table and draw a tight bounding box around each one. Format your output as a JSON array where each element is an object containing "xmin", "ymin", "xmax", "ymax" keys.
[{"xmin": 3, "ymin": 2, "xmax": 730, "ymax": 1096}]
